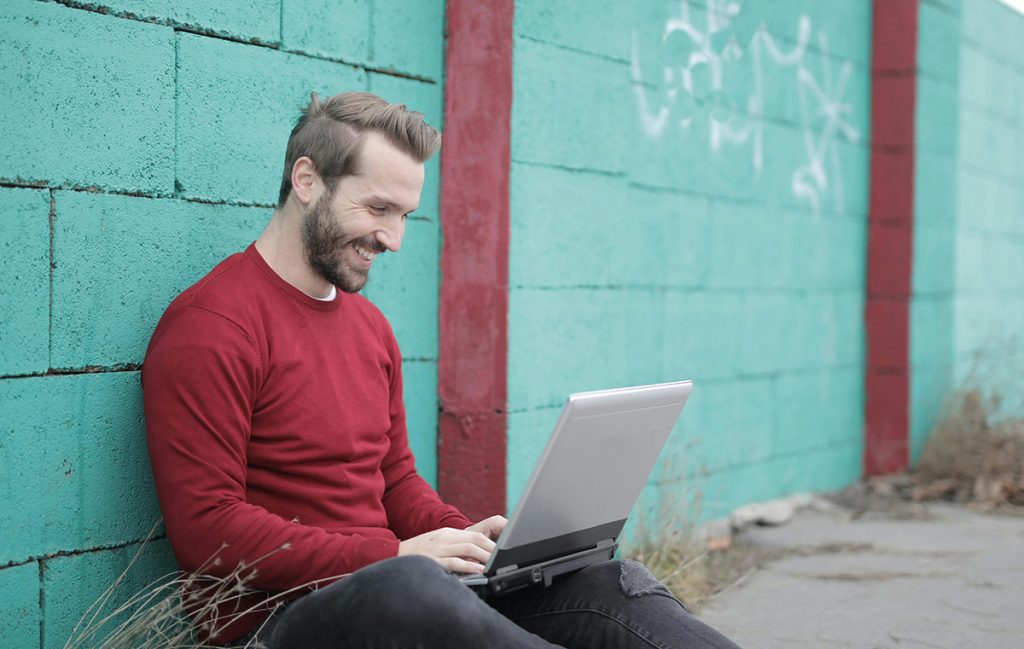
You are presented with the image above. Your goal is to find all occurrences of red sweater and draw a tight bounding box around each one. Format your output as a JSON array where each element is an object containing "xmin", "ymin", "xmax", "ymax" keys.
[{"xmin": 143, "ymin": 244, "xmax": 471, "ymax": 642}]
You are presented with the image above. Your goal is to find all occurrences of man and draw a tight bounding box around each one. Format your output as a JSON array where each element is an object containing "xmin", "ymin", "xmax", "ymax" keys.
[{"xmin": 144, "ymin": 92, "xmax": 741, "ymax": 648}]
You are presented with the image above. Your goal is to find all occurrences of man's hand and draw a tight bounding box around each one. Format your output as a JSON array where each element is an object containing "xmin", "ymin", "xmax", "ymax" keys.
[
  {"xmin": 398, "ymin": 527, "xmax": 496, "ymax": 574},
  {"xmin": 465, "ymin": 515, "xmax": 507, "ymax": 541}
]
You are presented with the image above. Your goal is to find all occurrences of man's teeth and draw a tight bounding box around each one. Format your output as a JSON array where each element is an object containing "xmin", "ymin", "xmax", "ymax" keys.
[{"xmin": 353, "ymin": 244, "xmax": 376, "ymax": 262}]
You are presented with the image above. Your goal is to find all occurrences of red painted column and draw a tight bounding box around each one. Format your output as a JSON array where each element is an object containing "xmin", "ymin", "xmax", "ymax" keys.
[
  {"xmin": 865, "ymin": 0, "xmax": 918, "ymax": 475},
  {"xmin": 437, "ymin": 0, "xmax": 514, "ymax": 520}
]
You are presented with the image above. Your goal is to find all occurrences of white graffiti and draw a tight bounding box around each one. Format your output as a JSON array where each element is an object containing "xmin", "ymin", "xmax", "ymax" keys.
[{"xmin": 631, "ymin": 0, "xmax": 860, "ymax": 214}]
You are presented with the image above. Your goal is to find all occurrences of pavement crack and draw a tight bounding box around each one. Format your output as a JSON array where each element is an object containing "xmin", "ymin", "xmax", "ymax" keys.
[
  {"xmin": 941, "ymin": 600, "xmax": 999, "ymax": 618},
  {"xmin": 793, "ymin": 570, "xmax": 955, "ymax": 582},
  {"xmin": 888, "ymin": 632, "xmax": 950, "ymax": 648}
]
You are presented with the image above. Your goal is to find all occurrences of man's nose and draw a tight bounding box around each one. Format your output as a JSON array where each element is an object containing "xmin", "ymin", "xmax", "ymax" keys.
[{"xmin": 376, "ymin": 219, "xmax": 404, "ymax": 253}]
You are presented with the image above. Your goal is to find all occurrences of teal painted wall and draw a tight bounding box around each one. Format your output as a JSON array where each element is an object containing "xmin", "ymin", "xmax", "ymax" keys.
[
  {"xmin": 0, "ymin": 1, "xmax": 443, "ymax": 645},
  {"xmin": 911, "ymin": 0, "xmax": 1024, "ymax": 460},
  {"xmin": 508, "ymin": 0, "xmax": 873, "ymax": 529}
]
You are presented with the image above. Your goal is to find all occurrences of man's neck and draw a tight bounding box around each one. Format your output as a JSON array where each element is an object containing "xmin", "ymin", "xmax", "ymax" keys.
[{"xmin": 255, "ymin": 206, "xmax": 335, "ymax": 300}]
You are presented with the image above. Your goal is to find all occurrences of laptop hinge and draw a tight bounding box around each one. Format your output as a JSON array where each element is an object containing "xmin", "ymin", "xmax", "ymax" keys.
[
  {"xmin": 596, "ymin": 538, "xmax": 615, "ymax": 549},
  {"xmin": 496, "ymin": 564, "xmax": 519, "ymax": 576}
]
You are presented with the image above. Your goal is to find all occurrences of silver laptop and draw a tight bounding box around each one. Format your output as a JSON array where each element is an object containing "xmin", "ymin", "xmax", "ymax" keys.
[{"xmin": 460, "ymin": 380, "xmax": 693, "ymax": 597}]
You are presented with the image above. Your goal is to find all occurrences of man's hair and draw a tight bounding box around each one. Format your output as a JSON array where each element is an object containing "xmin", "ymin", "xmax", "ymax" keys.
[{"xmin": 277, "ymin": 91, "xmax": 441, "ymax": 206}]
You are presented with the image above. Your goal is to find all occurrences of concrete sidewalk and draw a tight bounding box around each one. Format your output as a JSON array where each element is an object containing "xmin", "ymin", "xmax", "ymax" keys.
[{"xmin": 699, "ymin": 501, "xmax": 1024, "ymax": 648}]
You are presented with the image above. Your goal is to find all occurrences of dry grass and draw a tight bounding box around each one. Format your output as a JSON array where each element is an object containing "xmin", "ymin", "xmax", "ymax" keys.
[
  {"xmin": 915, "ymin": 390, "xmax": 1024, "ymax": 508},
  {"xmin": 63, "ymin": 526, "xmax": 344, "ymax": 649}
]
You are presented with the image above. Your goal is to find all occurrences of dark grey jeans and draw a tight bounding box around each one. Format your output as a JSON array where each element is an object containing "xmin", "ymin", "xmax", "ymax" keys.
[{"xmin": 234, "ymin": 555, "xmax": 742, "ymax": 648}]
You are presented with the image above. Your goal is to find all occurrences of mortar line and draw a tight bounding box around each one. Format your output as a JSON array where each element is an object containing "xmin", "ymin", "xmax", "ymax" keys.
[
  {"xmin": 48, "ymin": 190, "xmax": 55, "ymax": 374},
  {"xmin": 367, "ymin": 0, "xmax": 375, "ymax": 64},
  {"xmin": 3, "ymin": 535, "xmax": 168, "ymax": 571},
  {"xmin": 507, "ymin": 364, "xmax": 867, "ymax": 415},
  {"xmin": 49, "ymin": 0, "xmax": 435, "ymax": 83},
  {"xmin": 278, "ymin": 0, "xmax": 285, "ymax": 47},
  {"xmin": 511, "ymin": 284, "xmax": 866, "ymax": 296},
  {"xmin": 652, "ymin": 438, "xmax": 863, "ymax": 487},
  {"xmin": 38, "ymin": 560, "xmax": 45, "ymax": 649},
  {"xmin": 515, "ymin": 33, "xmax": 630, "ymax": 65},
  {"xmin": 0, "ymin": 364, "xmax": 143, "ymax": 380},
  {"xmin": 0, "ymin": 181, "xmax": 278, "ymax": 208},
  {"xmin": 173, "ymin": 32, "xmax": 181, "ymax": 198},
  {"xmin": 510, "ymin": 159, "xmax": 625, "ymax": 178}
]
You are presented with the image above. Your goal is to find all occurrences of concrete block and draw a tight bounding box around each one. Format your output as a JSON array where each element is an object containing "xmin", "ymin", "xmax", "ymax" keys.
[
  {"xmin": 684, "ymin": 377, "xmax": 773, "ymax": 474},
  {"xmin": 507, "ymin": 288, "xmax": 665, "ymax": 411},
  {"xmin": 823, "ymin": 216, "xmax": 867, "ymax": 291},
  {"xmin": 760, "ymin": 0, "xmax": 872, "ymax": 68},
  {"xmin": 0, "ymin": 1, "xmax": 174, "ymax": 193},
  {"xmin": 958, "ymin": 109, "xmax": 1016, "ymax": 178},
  {"xmin": 959, "ymin": 45, "xmax": 1019, "ymax": 123},
  {"xmin": 772, "ymin": 368, "xmax": 863, "ymax": 456},
  {"xmin": 915, "ymin": 151, "xmax": 958, "ymax": 226},
  {"xmin": 917, "ymin": 1, "xmax": 961, "ymax": 82},
  {"xmin": 369, "ymin": 0, "xmax": 444, "ymax": 80},
  {"xmin": 636, "ymin": 186, "xmax": 709, "ymax": 288},
  {"xmin": 360, "ymin": 217, "xmax": 438, "ymax": 361},
  {"xmin": 699, "ymin": 442, "xmax": 860, "ymax": 520},
  {"xmin": 282, "ymin": 0, "xmax": 369, "ymax": 62},
  {"xmin": 916, "ymin": 77, "xmax": 959, "ymax": 155},
  {"xmin": 910, "ymin": 296, "xmax": 954, "ymax": 368},
  {"xmin": 913, "ymin": 223, "xmax": 956, "ymax": 295},
  {"xmin": 662, "ymin": 290, "xmax": 745, "ymax": 381},
  {"xmin": 510, "ymin": 167, "xmax": 641, "ymax": 288},
  {"xmin": 909, "ymin": 363, "xmax": 953, "ymax": 463},
  {"xmin": 705, "ymin": 202, "xmax": 804, "ymax": 289},
  {"xmin": 0, "ymin": 562, "xmax": 39, "ymax": 649},
  {"xmin": 176, "ymin": 32, "xmax": 365, "ymax": 204},
  {"xmin": 51, "ymin": 192, "xmax": 267, "ymax": 369},
  {"xmin": 42, "ymin": 540, "xmax": 176, "ymax": 649},
  {"xmin": 0, "ymin": 188, "xmax": 49, "ymax": 376},
  {"xmin": 97, "ymin": 0, "xmax": 279, "ymax": 43},
  {"xmin": 962, "ymin": 0, "xmax": 1023, "ymax": 65},
  {"xmin": 367, "ymin": 72, "xmax": 443, "ymax": 218},
  {"xmin": 0, "ymin": 372, "xmax": 158, "ymax": 565},
  {"xmin": 513, "ymin": 37, "xmax": 630, "ymax": 174},
  {"xmin": 514, "ymin": 0, "xmax": 631, "ymax": 61},
  {"xmin": 402, "ymin": 359, "xmax": 438, "ymax": 488}
]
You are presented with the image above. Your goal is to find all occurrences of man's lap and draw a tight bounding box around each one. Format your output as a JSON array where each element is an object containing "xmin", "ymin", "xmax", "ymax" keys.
[{"xmin": 230, "ymin": 555, "xmax": 741, "ymax": 649}]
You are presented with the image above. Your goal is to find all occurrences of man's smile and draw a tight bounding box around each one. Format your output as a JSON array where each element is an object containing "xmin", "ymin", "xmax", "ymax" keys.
[{"xmin": 352, "ymin": 242, "xmax": 378, "ymax": 264}]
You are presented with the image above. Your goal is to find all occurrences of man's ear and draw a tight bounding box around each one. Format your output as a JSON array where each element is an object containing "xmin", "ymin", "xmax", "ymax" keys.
[{"xmin": 290, "ymin": 156, "xmax": 321, "ymax": 205}]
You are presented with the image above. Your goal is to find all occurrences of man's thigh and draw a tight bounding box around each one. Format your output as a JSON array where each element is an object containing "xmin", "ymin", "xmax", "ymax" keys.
[
  {"xmin": 247, "ymin": 555, "xmax": 560, "ymax": 649},
  {"xmin": 489, "ymin": 559, "xmax": 743, "ymax": 649}
]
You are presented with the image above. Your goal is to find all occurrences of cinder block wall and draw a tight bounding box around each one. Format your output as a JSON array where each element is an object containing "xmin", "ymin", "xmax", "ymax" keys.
[
  {"xmin": 507, "ymin": 0, "xmax": 873, "ymax": 524},
  {"xmin": 910, "ymin": 0, "xmax": 1024, "ymax": 458},
  {"xmin": 950, "ymin": 0, "xmax": 1024, "ymax": 420},
  {"xmin": 0, "ymin": 1, "xmax": 443, "ymax": 645}
]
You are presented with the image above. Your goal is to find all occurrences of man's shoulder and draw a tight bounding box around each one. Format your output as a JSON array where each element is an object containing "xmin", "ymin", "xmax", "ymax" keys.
[
  {"xmin": 149, "ymin": 249, "xmax": 264, "ymax": 345},
  {"xmin": 175, "ymin": 251, "xmax": 258, "ymax": 318}
]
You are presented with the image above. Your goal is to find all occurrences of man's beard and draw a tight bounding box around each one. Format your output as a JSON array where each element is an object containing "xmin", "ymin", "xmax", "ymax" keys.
[{"xmin": 301, "ymin": 189, "xmax": 382, "ymax": 294}]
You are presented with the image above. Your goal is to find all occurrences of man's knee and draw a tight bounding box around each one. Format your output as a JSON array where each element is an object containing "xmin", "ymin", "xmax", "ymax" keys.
[{"xmin": 569, "ymin": 559, "xmax": 677, "ymax": 600}]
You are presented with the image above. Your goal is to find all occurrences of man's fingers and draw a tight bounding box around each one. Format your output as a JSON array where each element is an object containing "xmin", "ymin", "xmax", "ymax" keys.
[
  {"xmin": 440, "ymin": 529, "xmax": 495, "ymax": 552},
  {"xmin": 441, "ymin": 556, "xmax": 486, "ymax": 574},
  {"xmin": 450, "ymin": 542, "xmax": 491, "ymax": 564}
]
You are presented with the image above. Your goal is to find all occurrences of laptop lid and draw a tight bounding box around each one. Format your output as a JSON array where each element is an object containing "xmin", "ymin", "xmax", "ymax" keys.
[{"xmin": 485, "ymin": 380, "xmax": 693, "ymax": 573}]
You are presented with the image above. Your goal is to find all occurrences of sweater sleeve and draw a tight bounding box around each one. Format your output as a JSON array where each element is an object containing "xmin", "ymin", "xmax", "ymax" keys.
[
  {"xmin": 378, "ymin": 329, "xmax": 474, "ymax": 538},
  {"xmin": 143, "ymin": 306, "xmax": 399, "ymax": 591}
]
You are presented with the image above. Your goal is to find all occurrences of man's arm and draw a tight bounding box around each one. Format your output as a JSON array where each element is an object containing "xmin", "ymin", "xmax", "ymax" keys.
[{"xmin": 143, "ymin": 306, "xmax": 397, "ymax": 590}]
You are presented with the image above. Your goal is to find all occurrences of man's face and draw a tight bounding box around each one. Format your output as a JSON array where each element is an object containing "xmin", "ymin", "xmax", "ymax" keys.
[{"xmin": 301, "ymin": 132, "xmax": 425, "ymax": 293}]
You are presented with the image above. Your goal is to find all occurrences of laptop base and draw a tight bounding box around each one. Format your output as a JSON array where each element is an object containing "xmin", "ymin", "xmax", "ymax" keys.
[{"xmin": 461, "ymin": 540, "xmax": 617, "ymax": 599}]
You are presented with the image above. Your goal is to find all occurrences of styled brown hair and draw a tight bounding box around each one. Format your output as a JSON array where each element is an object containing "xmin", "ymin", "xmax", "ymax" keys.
[{"xmin": 277, "ymin": 91, "xmax": 441, "ymax": 206}]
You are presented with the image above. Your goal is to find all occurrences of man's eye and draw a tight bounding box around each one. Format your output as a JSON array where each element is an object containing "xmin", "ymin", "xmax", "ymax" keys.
[{"xmin": 369, "ymin": 205, "xmax": 387, "ymax": 214}]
